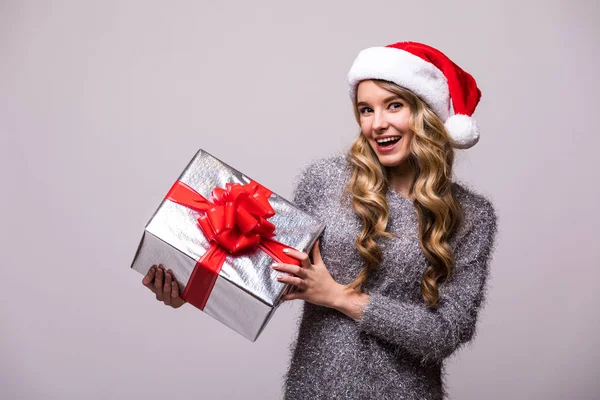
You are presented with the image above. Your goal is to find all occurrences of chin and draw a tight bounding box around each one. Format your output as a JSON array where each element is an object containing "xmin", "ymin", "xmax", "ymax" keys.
[
  {"xmin": 380, "ymin": 159, "xmax": 408, "ymax": 168},
  {"xmin": 368, "ymin": 141, "xmax": 411, "ymax": 168},
  {"xmin": 374, "ymin": 152, "xmax": 409, "ymax": 168}
]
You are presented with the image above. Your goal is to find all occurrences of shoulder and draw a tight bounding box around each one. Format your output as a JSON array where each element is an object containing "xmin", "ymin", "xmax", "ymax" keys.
[
  {"xmin": 451, "ymin": 181, "xmax": 498, "ymax": 244},
  {"xmin": 292, "ymin": 151, "xmax": 350, "ymax": 193},
  {"xmin": 452, "ymin": 181, "xmax": 496, "ymax": 221},
  {"xmin": 295, "ymin": 151, "xmax": 350, "ymax": 182},
  {"xmin": 291, "ymin": 151, "xmax": 350, "ymax": 211}
]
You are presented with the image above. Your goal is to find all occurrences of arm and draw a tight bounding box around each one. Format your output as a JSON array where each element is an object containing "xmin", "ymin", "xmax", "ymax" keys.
[{"xmin": 353, "ymin": 198, "xmax": 498, "ymax": 364}]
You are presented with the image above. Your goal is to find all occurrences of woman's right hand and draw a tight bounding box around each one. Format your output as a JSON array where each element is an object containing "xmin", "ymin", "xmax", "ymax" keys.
[{"xmin": 142, "ymin": 264, "xmax": 186, "ymax": 309}]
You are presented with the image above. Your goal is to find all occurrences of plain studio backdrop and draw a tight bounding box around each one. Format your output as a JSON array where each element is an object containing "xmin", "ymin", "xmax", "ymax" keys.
[{"xmin": 1, "ymin": 1, "xmax": 598, "ymax": 399}]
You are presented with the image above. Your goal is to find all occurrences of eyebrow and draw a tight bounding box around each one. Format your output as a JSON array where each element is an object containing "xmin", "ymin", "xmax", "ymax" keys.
[{"xmin": 356, "ymin": 95, "xmax": 402, "ymax": 107}]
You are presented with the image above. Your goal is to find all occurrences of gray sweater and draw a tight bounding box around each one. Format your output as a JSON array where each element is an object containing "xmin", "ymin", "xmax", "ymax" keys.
[{"xmin": 282, "ymin": 153, "xmax": 498, "ymax": 400}]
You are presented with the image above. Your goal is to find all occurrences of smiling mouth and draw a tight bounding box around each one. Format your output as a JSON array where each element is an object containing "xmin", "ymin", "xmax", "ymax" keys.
[{"xmin": 376, "ymin": 137, "xmax": 402, "ymax": 148}]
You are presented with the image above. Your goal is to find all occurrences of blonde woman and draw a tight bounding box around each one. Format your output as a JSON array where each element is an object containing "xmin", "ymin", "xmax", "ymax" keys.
[
  {"xmin": 143, "ymin": 41, "xmax": 498, "ymax": 399},
  {"xmin": 275, "ymin": 42, "xmax": 498, "ymax": 399}
]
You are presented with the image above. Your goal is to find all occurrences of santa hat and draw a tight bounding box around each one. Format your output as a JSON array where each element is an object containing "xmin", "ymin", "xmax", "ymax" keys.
[{"xmin": 347, "ymin": 41, "xmax": 482, "ymax": 149}]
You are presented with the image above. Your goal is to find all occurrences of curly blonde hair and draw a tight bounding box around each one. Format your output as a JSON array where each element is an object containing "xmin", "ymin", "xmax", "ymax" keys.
[{"xmin": 345, "ymin": 79, "xmax": 463, "ymax": 307}]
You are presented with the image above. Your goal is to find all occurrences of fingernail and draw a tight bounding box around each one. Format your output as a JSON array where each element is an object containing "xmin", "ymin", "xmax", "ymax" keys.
[
  {"xmin": 282, "ymin": 249, "xmax": 290, "ymax": 253},
  {"xmin": 277, "ymin": 274, "xmax": 284, "ymax": 280},
  {"xmin": 271, "ymin": 263, "xmax": 278, "ymax": 268}
]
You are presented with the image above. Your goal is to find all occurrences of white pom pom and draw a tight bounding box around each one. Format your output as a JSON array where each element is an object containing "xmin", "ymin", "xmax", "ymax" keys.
[{"xmin": 444, "ymin": 114, "xmax": 480, "ymax": 149}]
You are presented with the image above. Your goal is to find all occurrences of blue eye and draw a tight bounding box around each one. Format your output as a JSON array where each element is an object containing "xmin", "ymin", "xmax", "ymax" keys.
[
  {"xmin": 359, "ymin": 107, "xmax": 373, "ymax": 114},
  {"xmin": 389, "ymin": 102, "xmax": 403, "ymax": 110}
]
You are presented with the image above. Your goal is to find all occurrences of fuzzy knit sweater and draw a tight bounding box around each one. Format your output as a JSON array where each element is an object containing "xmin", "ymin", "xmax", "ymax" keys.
[{"xmin": 282, "ymin": 152, "xmax": 498, "ymax": 400}]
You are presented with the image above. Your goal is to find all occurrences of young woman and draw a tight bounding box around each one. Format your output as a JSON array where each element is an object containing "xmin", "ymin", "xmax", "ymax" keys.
[{"xmin": 143, "ymin": 41, "xmax": 498, "ymax": 400}]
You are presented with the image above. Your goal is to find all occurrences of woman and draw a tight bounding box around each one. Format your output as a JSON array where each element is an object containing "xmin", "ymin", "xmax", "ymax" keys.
[{"xmin": 143, "ymin": 41, "xmax": 498, "ymax": 399}]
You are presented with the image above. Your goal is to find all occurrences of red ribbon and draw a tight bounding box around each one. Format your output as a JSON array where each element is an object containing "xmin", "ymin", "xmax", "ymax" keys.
[{"xmin": 165, "ymin": 179, "xmax": 299, "ymax": 310}]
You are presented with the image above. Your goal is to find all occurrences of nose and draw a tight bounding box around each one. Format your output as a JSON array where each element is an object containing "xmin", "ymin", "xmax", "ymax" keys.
[{"xmin": 372, "ymin": 109, "xmax": 388, "ymax": 132}]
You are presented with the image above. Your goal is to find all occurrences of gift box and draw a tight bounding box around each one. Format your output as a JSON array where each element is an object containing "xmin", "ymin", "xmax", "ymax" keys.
[{"xmin": 130, "ymin": 149, "xmax": 325, "ymax": 341}]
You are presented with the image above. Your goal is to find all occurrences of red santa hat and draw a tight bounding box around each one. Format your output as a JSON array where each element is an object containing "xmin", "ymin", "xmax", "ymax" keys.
[{"xmin": 347, "ymin": 41, "xmax": 482, "ymax": 149}]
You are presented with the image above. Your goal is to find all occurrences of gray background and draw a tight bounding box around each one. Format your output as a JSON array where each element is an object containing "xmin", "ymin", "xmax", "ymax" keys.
[{"xmin": 1, "ymin": 1, "xmax": 598, "ymax": 399}]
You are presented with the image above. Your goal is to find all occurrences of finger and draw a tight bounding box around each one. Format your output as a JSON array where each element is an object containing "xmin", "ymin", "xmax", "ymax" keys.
[
  {"xmin": 154, "ymin": 265, "xmax": 164, "ymax": 300},
  {"xmin": 170, "ymin": 280, "xmax": 186, "ymax": 308},
  {"xmin": 311, "ymin": 240, "xmax": 323, "ymax": 263},
  {"xmin": 143, "ymin": 265, "xmax": 156, "ymax": 287},
  {"xmin": 282, "ymin": 248, "xmax": 312, "ymax": 269},
  {"xmin": 277, "ymin": 274, "xmax": 308, "ymax": 290},
  {"xmin": 171, "ymin": 278, "xmax": 181, "ymax": 300},
  {"xmin": 272, "ymin": 262, "xmax": 307, "ymax": 279},
  {"xmin": 281, "ymin": 292, "xmax": 303, "ymax": 301},
  {"xmin": 162, "ymin": 271, "xmax": 173, "ymax": 305}
]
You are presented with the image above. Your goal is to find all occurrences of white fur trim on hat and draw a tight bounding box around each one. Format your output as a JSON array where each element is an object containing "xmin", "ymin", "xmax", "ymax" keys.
[
  {"xmin": 347, "ymin": 46, "xmax": 451, "ymax": 121},
  {"xmin": 444, "ymin": 114, "xmax": 479, "ymax": 149}
]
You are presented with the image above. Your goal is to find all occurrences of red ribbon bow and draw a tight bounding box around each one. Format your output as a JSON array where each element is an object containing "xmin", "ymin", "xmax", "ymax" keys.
[{"xmin": 165, "ymin": 179, "xmax": 299, "ymax": 310}]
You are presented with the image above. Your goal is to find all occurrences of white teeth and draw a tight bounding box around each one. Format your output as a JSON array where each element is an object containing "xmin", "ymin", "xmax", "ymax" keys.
[{"xmin": 376, "ymin": 137, "xmax": 401, "ymax": 144}]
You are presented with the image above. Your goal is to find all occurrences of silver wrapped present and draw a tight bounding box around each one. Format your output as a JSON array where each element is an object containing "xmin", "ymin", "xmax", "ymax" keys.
[{"xmin": 130, "ymin": 149, "xmax": 325, "ymax": 341}]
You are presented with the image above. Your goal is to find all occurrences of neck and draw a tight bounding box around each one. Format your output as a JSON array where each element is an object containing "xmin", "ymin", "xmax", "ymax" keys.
[{"xmin": 387, "ymin": 163, "xmax": 416, "ymax": 200}]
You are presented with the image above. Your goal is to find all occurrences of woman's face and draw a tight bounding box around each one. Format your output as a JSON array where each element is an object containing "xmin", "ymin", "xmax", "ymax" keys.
[{"xmin": 356, "ymin": 80, "xmax": 414, "ymax": 169}]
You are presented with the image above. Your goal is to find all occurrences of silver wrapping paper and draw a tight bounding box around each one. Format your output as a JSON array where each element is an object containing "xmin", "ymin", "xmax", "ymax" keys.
[{"xmin": 130, "ymin": 149, "xmax": 325, "ymax": 341}]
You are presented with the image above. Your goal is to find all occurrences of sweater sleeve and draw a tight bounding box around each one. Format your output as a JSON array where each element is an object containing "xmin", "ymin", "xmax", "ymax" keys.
[{"xmin": 356, "ymin": 196, "xmax": 499, "ymax": 364}]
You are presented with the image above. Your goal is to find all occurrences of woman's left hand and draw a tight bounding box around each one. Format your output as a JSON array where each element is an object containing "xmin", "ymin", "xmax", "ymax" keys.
[{"xmin": 272, "ymin": 240, "xmax": 344, "ymax": 308}]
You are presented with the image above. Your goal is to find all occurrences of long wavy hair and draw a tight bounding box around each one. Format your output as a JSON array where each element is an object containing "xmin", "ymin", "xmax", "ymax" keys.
[{"xmin": 345, "ymin": 79, "xmax": 463, "ymax": 308}]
